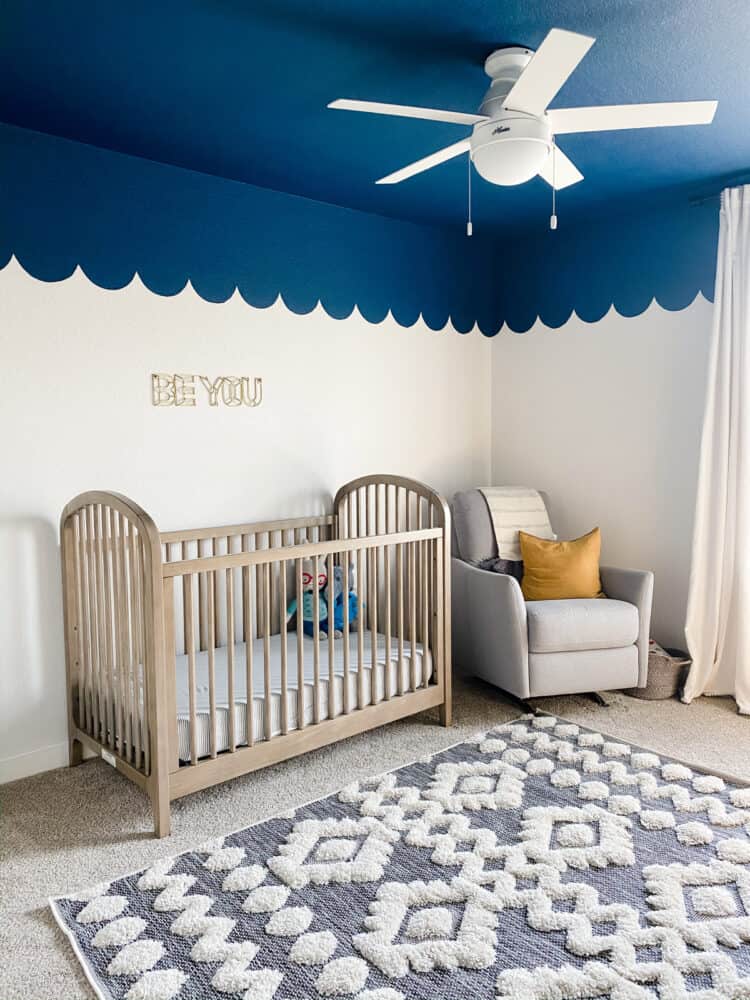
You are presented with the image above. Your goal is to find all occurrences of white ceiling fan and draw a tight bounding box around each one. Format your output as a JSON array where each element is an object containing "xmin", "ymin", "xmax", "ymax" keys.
[{"xmin": 328, "ymin": 28, "xmax": 718, "ymax": 192}]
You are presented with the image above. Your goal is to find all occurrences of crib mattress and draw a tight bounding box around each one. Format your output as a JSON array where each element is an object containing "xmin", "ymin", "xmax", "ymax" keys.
[{"xmin": 175, "ymin": 631, "xmax": 432, "ymax": 761}]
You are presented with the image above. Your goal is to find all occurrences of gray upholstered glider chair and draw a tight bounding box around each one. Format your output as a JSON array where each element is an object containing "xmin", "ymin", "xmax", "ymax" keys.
[{"xmin": 451, "ymin": 489, "xmax": 654, "ymax": 707}]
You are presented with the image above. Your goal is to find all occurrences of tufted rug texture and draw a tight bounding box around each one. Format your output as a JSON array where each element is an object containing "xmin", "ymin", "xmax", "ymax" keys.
[{"xmin": 51, "ymin": 714, "xmax": 750, "ymax": 1000}]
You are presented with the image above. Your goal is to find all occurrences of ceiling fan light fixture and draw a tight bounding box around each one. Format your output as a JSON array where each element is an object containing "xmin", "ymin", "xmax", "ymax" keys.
[{"xmin": 469, "ymin": 116, "xmax": 552, "ymax": 186}]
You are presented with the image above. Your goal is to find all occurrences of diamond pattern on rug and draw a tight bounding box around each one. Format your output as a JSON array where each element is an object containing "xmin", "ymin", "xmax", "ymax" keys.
[{"xmin": 51, "ymin": 715, "xmax": 750, "ymax": 1000}]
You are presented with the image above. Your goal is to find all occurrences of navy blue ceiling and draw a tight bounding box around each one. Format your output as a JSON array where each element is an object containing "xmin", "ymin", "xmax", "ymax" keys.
[{"xmin": 2, "ymin": 0, "xmax": 749, "ymax": 235}]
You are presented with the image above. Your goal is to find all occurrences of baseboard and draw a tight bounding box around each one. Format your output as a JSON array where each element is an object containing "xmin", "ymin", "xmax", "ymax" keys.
[{"xmin": 0, "ymin": 741, "xmax": 69, "ymax": 784}]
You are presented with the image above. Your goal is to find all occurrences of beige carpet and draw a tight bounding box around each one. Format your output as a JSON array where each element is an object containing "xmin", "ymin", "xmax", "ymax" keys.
[{"xmin": 1, "ymin": 677, "xmax": 748, "ymax": 1000}]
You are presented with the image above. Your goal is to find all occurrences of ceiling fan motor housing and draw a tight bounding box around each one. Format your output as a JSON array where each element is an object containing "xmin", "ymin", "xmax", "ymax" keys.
[
  {"xmin": 480, "ymin": 46, "xmax": 534, "ymax": 116},
  {"xmin": 471, "ymin": 46, "xmax": 552, "ymax": 186}
]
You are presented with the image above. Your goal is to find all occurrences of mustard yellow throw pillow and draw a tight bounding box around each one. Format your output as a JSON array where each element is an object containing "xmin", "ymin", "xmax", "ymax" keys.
[{"xmin": 519, "ymin": 527, "xmax": 603, "ymax": 601}]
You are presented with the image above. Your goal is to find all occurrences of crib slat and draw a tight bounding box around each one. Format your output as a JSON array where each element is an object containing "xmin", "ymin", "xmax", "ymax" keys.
[
  {"xmin": 76, "ymin": 512, "xmax": 92, "ymax": 735},
  {"xmin": 405, "ymin": 495, "xmax": 415, "ymax": 695},
  {"xmin": 104, "ymin": 510, "xmax": 116, "ymax": 745},
  {"xmin": 421, "ymin": 538, "xmax": 429, "ymax": 689},
  {"xmin": 327, "ymin": 552, "xmax": 335, "ymax": 721},
  {"xmin": 242, "ymin": 535, "xmax": 249, "ymax": 643},
  {"xmin": 435, "ymin": 534, "xmax": 445, "ymax": 700},
  {"xmin": 263, "ymin": 563, "xmax": 272, "ymax": 741},
  {"xmin": 182, "ymin": 541, "xmax": 191, "ymax": 655},
  {"xmin": 212, "ymin": 538, "xmax": 221, "ymax": 649},
  {"xmin": 397, "ymin": 541, "xmax": 404, "ymax": 697},
  {"xmin": 134, "ymin": 533, "xmax": 150, "ymax": 777},
  {"xmin": 295, "ymin": 557, "xmax": 305, "ymax": 732},
  {"xmin": 243, "ymin": 565, "xmax": 254, "ymax": 748},
  {"xmin": 409, "ymin": 540, "xmax": 418, "ymax": 693},
  {"xmin": 384, "ymin": 538, "xmax": 392, "ymax": 701},
  {"xmin": 198, "ymin": 540, "xmax": 208, "ymax": 652},
  {"xmin": 342, "ymin": 548, "xmax": 351, "ymax": 715},
  {"xmin": 280, "ymin": 556, "xmax": 288, "ymax": 735},
  {"xmin": 162, "ymin": 575, "xmax": 178, "ymax": 773},
  {"xmin": 128, "ymin": 524, "xmax": 142, "ymax": 770},
  {"xmin": 384, "ymin": 487, "xmax": 393, "ymax": 697},
  {"xmin": 369, "ymin": 544, "xmax": 377, "ymax": 707},
  {"xmin": 255, "ymin": 533, "xmax": 263, "ymax": 640},
  {"xmin": 271, "ymin": 531, "xmax": 280, "ymax": 636},
  {"xmin": 120, "ymin": 518, "xmax": 134, "ymax": 764},
  {"xmin": 227, "ymin": 567, "xmax": 236, "ymax": 753},
  {"xmin": 188, "ymin": 572, "xmax": 198, "ymax": 765},
  {"xmin": 207, "ymin": 571, "xmax": 217, "ymax": 759},
  {"xmin": 78, "ymin": 507, "xmax": 96, "ymax": 736},
  {"xmin": 110, "ymin": 508, "xmax": 126, "ymax": 753},
  {"xmin": 357, "ymin": 548, "xmax": 365, "ymax": 710}
]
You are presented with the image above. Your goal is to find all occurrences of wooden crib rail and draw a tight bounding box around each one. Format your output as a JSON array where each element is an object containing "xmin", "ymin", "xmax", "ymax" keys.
[
  {"xmin": 160, "ymin": 513, "xmax": 334, "ymax": 547},
  {"xmin": 60, "ymin": 490, "xmax": 171, "ymax": 833},
  {"xmin": 161, "ymin": 527, "xmax": 441, "ymax": 576}
]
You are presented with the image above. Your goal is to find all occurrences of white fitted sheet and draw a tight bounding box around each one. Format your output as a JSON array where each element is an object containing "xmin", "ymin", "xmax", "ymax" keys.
[{"xmin": 175, "ymin": 631, "xmax": 431, "ymax": 761}]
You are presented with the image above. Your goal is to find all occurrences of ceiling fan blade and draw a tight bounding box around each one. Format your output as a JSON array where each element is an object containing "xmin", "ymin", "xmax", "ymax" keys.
[
  {"xmin": 548, "ymin": 100, "xmax": 718, "ymax": 134},
  {"xmin": 504, "ymin": 28, "xmax": 595, "ymax": 117},
  {"xmin": 328, "ymin": 98, "xmax": 486, "ymax": 127},
  {"xmin": 537, "ymin": 145, "xmax": 583, "ymax": 189},
  {"xmin": 376, "ymin": 139, "xmax": 471, "ymax": 184}
]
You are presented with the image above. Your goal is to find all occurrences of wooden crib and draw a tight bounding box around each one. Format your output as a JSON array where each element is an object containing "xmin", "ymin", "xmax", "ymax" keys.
[{"xmin": 60, "ymin": 475, "xmax": 451, "ymax": 837}]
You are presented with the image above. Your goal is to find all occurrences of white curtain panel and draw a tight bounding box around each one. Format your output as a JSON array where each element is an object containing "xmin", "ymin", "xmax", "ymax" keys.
[{"xmin": 684, "ymin": 185, "xmax": 750, "ymax": 714}]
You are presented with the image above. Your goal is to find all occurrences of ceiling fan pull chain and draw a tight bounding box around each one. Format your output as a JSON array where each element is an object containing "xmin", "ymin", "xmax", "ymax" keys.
[
  {"xmin": 466, "ymin": 151, "xmax": 473, "ymax": 236},
  {"xmin": 550, "ymin": 141, "xmax": 558, "ymax": 230}
]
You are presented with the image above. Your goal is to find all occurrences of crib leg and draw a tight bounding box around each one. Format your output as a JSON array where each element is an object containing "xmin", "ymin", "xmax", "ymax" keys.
[
  {"xmin": 151, "ymin": 782, "xmax": 171, "ymax": 839},
  {"xmin": 69, "ymin": 737, "xmax": 83, "ymax": 767},
  {"xmin": 439, "ymin": 699, "xmax": 452, "ymax": 727}
]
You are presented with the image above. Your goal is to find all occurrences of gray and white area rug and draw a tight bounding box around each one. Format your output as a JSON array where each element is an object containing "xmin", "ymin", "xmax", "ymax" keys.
[{"xmin": 51, "ymin": 715, "xmax": 750, "ymax": 1000}]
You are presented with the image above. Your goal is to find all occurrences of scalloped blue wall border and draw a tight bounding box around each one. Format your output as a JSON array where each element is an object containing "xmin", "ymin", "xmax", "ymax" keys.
[
  {"xmin": 0, "ymin": 123, "xmax": 507, "ymax": 335},
  {"xmin": 495, "ymin": 197, "xmax": 719, "ymax": 333},
  {"xmin": 0, "ymin": 123, "xmax": 718, "ymax": 335}
]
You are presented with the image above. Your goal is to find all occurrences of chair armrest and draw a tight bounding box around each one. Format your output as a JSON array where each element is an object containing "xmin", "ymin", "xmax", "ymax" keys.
[
  {"xmin": 600, "ymin": 566, "xmax": 654, "ymax": 687},
  {"xmin": 451, "ymin": 558, "xmax": 530, "ymax": 699}
]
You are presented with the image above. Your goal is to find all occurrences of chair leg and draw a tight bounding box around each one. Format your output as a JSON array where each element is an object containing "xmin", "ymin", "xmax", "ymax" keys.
[
  {"xmin": 588, "ymin": 691, "xmax": 610, "ymax": 707},
  {"xmin": 504, "ymin": 691, "xmax": 540, "ymax": 716}
]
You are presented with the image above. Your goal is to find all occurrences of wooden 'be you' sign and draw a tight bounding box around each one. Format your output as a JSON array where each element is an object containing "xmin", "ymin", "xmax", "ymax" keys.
[{"xmin": 151, "ymin": 374, "xmax": 263, "ymax": 408}]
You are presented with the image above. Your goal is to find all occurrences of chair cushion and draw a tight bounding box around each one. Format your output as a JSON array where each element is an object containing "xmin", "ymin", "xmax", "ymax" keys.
[
  {"xmin": 520, "ymin": 527, "xmax": 603, "ymax": 601},
  {"xmin": 451, "ymin": 489, "xmax": 497, "ymax": 564},
  {"xmin": 526, "ymin": 598, "xmax": 639, "ymax": 653}
]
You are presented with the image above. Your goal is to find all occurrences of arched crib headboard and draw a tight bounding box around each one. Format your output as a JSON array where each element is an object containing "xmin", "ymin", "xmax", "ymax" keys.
[{"xmin": 60, "ymin": 491, "xmax": 171, "ymax": 829}]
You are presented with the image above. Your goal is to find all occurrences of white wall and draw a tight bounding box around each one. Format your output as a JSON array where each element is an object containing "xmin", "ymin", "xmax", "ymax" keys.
[
  {"xmin": 0, "ymin": 258, "xmax": 716, "ymax": 781},
  {"xmin": 491, "ymin": 297, "xmax": 713, "ymax": 649},
  {"xmin": 0, "ymin": 259, "xmax": 491, "ymax": 781}
]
